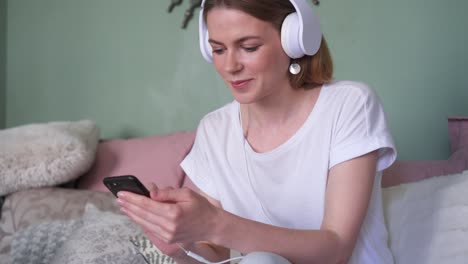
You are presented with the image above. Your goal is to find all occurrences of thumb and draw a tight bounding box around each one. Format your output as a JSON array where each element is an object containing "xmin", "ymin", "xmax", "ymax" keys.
[
  {"xmin": 153, "ymin": 187, "xmax": 183, "ymax": 203},
  {"xmin": 149, "ymin": 183, "xmax": 158, "ymax": 200}
]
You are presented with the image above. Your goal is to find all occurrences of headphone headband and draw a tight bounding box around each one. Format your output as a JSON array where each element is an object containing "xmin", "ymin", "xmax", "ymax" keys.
[{"xmin": 199, "ymin": 0, "xmax": 322, "ymax": 62}]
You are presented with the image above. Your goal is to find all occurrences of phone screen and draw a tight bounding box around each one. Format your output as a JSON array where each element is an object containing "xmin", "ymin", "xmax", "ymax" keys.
[{"xmin": 103, "ymin": 175, "xmax": 150, "ymax": 198}]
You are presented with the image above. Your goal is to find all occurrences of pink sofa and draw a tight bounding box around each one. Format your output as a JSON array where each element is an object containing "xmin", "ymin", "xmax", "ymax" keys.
[{"xmin": 1, "ymin": 117, "xmax": 467, "ymax": 262}]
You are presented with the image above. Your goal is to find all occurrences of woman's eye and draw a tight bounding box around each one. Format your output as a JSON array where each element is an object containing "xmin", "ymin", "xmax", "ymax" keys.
[
  {"xmin": 243, "ymin": 46, "xmax": 259, "ymax": 52},
  {"xmin": 212, "ymin": 48, "xmax": 225, "ymax": 55}
]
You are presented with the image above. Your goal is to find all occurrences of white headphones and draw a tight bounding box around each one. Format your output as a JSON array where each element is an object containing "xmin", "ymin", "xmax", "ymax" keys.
[{"xmin": 198, "ymin": 0, "xmax": 322, "ymax": 63}]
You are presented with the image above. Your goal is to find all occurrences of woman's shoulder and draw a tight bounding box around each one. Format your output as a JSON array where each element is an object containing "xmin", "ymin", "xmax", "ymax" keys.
[
  {"xmin": 322, "ymin": 80, "xmax": 382, "ymax": 105},
  {"xmin": 198, "ymin": 101, "xmax": 239, "ymax": 130},
  {"xmin": 324, "ymin": 80, "xmax": 375, "ymax": 97}
]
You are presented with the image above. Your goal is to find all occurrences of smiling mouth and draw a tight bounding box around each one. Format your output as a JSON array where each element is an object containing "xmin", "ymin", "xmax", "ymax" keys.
[{"xmin": 230, "ymin": 79, "xmax": 252, "ymax": 89}]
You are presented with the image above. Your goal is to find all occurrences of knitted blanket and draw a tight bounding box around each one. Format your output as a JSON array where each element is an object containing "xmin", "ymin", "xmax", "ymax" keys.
[
  {"xmin": 11, "ymin": 219, "xmax": 82, "ymax": 264},
  {"xmin": 10, "ymin": 204, "xmax": 174, "ymax": 264}
]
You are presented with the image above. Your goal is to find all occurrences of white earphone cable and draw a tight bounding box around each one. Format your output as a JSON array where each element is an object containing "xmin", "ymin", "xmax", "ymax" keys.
[
  {"xmin": 177, "ymin": 243, "xmax": 243, "ymax": 264},
  {"xmin": 177, "ymin": 105, "xmax": 279, "ymax": 264},
  {"xmin": 240, "ymin": 105, "xmax": 275, "ymax": 225}
]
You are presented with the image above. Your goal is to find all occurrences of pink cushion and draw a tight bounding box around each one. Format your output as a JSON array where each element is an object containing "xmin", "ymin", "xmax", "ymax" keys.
[{"xmin": 77, "ymin": 131, "xmax": 196, "ymax": 192}]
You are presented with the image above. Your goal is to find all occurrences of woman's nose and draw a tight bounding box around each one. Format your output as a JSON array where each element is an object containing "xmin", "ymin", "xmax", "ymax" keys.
[{"xmin": 224, "ymin": 51, "xmax": 243, "ymax": 73}]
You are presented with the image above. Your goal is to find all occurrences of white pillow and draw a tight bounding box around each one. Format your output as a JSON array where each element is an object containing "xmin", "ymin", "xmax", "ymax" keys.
[
  {"xmin": 382, "ymin": 170, "xmax": 468, "ymax": 264},
  {"xmin": 0, "ymin": 120, "xmax": 99, "ymax": 196}
]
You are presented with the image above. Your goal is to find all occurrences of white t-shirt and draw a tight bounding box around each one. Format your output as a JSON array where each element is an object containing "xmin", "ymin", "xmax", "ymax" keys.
[{"xmin": 181, "ymin": 81, "xmax": 397, "ymax": 264}]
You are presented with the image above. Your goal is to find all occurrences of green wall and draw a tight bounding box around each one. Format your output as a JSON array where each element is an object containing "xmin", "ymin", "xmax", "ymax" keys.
[
  {"xmin": 5, "ymin": 0, "xmax": 468, "ymax": 160},
  {"xmin": 0, "ymin": 0, "xmax": 6, "ymax": 129}
]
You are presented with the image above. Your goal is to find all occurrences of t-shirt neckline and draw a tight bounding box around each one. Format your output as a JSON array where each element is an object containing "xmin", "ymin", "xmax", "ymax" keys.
[{"xmin": 235, "ymin": 84, "xmax": 326, "ymax": 158}]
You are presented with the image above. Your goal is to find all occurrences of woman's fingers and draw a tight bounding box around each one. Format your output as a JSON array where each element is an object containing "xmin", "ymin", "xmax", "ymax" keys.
[
  {"xmin": 122, "ymin": 206, "xmax": 173, "ymax": 242},
  {"xmin": 117, "ymin": 192, "xmax": 173, "ymax": 225},
  {"xmin": 117, "ymin": 188, "xmax": 215, "ymax": 243}
]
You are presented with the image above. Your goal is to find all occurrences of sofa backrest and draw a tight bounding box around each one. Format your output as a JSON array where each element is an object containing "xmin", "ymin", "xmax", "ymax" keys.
[
  {"xmin": 77, "ymin": 130, "xmax": 196, "ymax": 192},
  {"xmin": 382, "ymin": 117, "xmax": 468, "ymax": 187}
]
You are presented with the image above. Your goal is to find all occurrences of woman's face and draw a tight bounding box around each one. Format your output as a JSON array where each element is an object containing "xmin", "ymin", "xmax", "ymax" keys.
[{"xmin": 206, "ymin": 7, "xmax": 292, "ymax": 104}]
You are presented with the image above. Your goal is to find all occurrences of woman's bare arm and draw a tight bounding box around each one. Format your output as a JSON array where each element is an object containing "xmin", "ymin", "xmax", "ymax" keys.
[
  {"xmin": 119, "ymin": 151, "xmax": 377, "ymax": 264},
  {"xmin": 210, "ymin": 151, "xmax": 378, "ymax": 264}
]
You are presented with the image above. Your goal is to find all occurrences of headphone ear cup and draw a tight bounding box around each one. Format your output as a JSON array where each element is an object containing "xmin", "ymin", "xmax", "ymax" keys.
[
  {"xmin": 199, "ymin": 7, "xmax": 213, "ymax": 63},
  {"xmin": 281, "ymin": 12, "xmax": 305, "ymax": 59}
]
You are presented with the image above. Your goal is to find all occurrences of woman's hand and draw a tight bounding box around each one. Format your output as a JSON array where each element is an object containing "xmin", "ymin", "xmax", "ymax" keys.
[{"xmin": 116, "ymin": 184, "xmax": 221, "ymax": 256}]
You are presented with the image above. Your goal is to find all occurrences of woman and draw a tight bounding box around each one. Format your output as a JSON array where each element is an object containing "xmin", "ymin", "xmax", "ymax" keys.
[{"xmin": 117, "ymin": 0, "xmax": 397, "ymax": 263}]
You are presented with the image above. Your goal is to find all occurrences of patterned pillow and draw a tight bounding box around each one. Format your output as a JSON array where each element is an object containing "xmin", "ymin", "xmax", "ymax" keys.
[
  {"xmin": 129, "ymin": 235, "xmax": 176, "ymax": 264},
  {"xmin": 11, "ymin": 219, "xmax": 82, "ymax": 264},
  {"xmin": 50, "ymin": 203, "xmax": 146, "ymax": 264},
  {"xmin": 0, "ymin": 188, "xmax": 117, "ymax": 263}
]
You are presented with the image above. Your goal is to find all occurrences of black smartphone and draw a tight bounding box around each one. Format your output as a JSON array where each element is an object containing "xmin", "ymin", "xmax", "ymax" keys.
[{"xmin": 103, "ymin": 175, "xmax": 150, "ymax": 198}]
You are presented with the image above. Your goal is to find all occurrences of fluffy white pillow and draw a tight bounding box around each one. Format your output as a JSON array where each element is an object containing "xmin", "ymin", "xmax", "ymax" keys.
[
  {"xmin": 382, "ymin": 170, "xmax": 468, "ymax": 264},
  {"xmin": 0, "ymin": 120, "xmax": 99, "ymax": 196}
]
